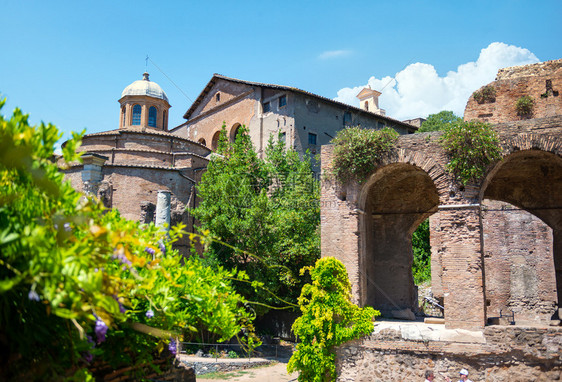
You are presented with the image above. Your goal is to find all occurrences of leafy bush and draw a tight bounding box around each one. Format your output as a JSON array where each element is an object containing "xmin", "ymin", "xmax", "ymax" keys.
[
  {"xmin": 0, "ymin": 100, "xmax": 255, "ymax": 380},
  {"xmin": 287, "ymin": 257, "xmax": 379, "ymax": 382},
  {"xmin": 440, "ymin": 120, "xmax": 502, "ymax": 185},
  {"xmin": 331, "ymin": 126, "xmax": 399, "ymax": 183},
  {"xmin": 473, "ymin": 85, "xmax": 496, "ymax": 104},
  {"xmin": 516, "ymin": 95, "xmax": 534, "ymax": 116},
  {"xmin": 191, "ymin": 125, "xmax": 320, "ymax": 314}
]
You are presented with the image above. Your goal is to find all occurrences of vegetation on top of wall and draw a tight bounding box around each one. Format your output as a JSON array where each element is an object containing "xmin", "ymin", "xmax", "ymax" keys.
[
  {"xmin": 417, "ymin": 110, "xmax": 462, "ymax": 133},
  {"xmin": 287, "ymin": 257, "xmax": 379, "ymax": 382},
  {"xmin": 331, "ymin": 126, "xmax": 399, "ymax": 183},
  {"xmin": 516, "ymin": 95, "xmax": 534, "ymax": 116},
  {"xmin": 473, "ymin": 85, "xmax": 496, "ymax": 104},
  {"xmin": 440, "ymin": 120, "xmax": 502, "ymax": 185}
]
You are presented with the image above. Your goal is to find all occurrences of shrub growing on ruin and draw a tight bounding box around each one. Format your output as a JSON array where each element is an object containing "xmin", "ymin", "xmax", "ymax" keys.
[
  {"xmin": 287, "ymin": 257, "xmax": 379, "ymax": 382},
  {"xmin": 440, "ymin": 120, "xmax": 502, "ymax": 185},
  {"xmin": 0, "ymin": 100, "xmax": 255, "ymax": 380},
  {"xmin": 473, "ymin": 85, "xmax": 496, "ymax": 104},
  {"xmin": 516, "ymin": 95, "xmax": 534, "ymax": 116},
  {"xmin": 331, "ymin": 126, "xmax": 399, "ymax": 183}
]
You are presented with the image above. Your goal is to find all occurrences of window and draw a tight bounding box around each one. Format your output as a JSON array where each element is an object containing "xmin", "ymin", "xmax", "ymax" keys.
[
  {"xmin": 343, "ymin": 111, "xmax": 352, "ymax": 126},
  {"xmin": 364, "ymin": 101, "xmax": 369, "ymax": 111},
  {"xmin": 132, "ymin": 104, "xmax": 141, "ymax": 125},
  {"xmin": 148, "ymin": 106, "xmax": 157, "ymax": 127},
  {"xmin": 216, "ymin": 92, "xmax": 220, "ymax": 102},
  {"xmin": 198, "ymin": 138, "xmax": 206, "ymax": 146},
  {"xmin": 279, "ymin": 95, "xmax": 287, "ymax": 108},
  {"xmin": 121, "ymin": 107, "xmax": 126, "ymax": 126},
  {"xmin": 263, "ymin": 102, "xmax": 270, "ymax": 113},
  {"xmin": 308, "ymin": 133, "xmax": 317, "ymax": 145},
  {"xmin": 280, "ymin": 132, "xmax": 286, "ymax": 144}
]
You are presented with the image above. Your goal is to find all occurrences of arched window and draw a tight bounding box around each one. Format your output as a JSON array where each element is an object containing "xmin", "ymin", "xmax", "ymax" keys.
[
  {"xmin": 198, "ymin": 138, "xmax": 206, "ymax": 146},
  {"xmin": 132, "ymin": 104, "xmax": 141, "ymax": 125},
  {"xmin": 121, "ymin": 107, "xmax": 126, "ymax": 127},
  {"xmin": 148, "ymin": 106, "xmax": 157, "ymax": 127},
  {"xmin": 211, "ymin": 131, "xmax": 221, "ymax": 151},
  {"xmin": 230, "ymin": 123, "xmax": 242, "ymax": 143}
]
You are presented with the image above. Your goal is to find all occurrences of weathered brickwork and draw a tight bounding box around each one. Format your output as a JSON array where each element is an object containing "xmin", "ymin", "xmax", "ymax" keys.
[
  {"xmin": 61, "ymin": 128, "xmax": 210, "ymax": 252},
  {"xmin": 464, "ymin": 59, "xmax": 562, "ymax": 124},
  {"xmin": 326, "ymin": 60, "xmax": 562, "ymax": 380},
  {"xmin": 336, "ymin": 324, "xmax": 562, "ymax": 382}
]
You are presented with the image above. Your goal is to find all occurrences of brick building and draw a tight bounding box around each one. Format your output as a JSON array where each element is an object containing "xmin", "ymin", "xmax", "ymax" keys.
[
  {"xmin": 170, "ymin": 75, "xmax": 417, "ymax": 170},
  {"xmin": 61, "ymin": 73, "xmax": 211, "ymax": 251}
]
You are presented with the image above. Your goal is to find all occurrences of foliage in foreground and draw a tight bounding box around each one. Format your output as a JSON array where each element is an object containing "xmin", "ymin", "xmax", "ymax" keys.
[
  {"xmin": 417, "ymin": 110, "xmax": 462, "ymax": 133},
  {"xmin": 331, "ymin": 126, "xmax": 399, "ymax": 183},
  {"xmin": 440, "ymin": 120, "xmax": 502, "ymax": 185},
  {"xmin": 191, "ymin": 125, "xmax": 320, "ymax": 314},
  {"xmin": 287, "ymin": 257, "xmax": 379, "ymax": 382},
  {"xmin": 0, "ymin": 101, "xmax": 255, "ymax": 380}
]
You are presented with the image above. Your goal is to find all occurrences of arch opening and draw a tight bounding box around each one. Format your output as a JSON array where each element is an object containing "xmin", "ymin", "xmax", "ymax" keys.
[
  {"xmin": 198, "ymin": 138, "xmax": 207, "ymax": 147},
  {"xmin": 360, "ymin": 163, "xmax": 439, "ymax": 319},
  {"xmin": 211, "ymin": 131, "xmax": 221, "ymax": 151},
  {"xmin": 230, "ymin": 123, "xmax": 242, "ymax": 143},
  {"xmin": 481, "ymin": 150, "xmax": 562, "ymax": 325}
]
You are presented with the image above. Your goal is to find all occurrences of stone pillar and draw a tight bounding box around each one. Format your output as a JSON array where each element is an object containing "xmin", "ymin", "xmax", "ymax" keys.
[
  {"xmin": 81, "ymin": 153, "xmax": 108, "ymax": 196},
  {"xmin": 155, "ymin": 190, "xmax": 171, "ymax": 230},
  {"xmin": 438, "ymin": 207, "xmax": 486, "ymax": 329}
]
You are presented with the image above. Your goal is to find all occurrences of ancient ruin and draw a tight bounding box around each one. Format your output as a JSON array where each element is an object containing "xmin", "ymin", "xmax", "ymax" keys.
[{"xmin": 322, "ymin": 59, "xmax": 562, "ymax": 380}]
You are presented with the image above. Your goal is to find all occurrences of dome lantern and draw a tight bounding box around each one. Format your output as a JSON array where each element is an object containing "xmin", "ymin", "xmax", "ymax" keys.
[{"xmin": 118, "ymin": 73, "xmax": 171, "ymax": 131}]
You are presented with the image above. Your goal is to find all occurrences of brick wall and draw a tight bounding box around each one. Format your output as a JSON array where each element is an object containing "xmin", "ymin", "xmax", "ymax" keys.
[{"xmin": 464, "ymin": 59, "xmax": 562, "ymax": 123}]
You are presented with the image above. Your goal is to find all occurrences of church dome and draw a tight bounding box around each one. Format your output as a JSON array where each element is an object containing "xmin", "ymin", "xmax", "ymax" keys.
[{"xmin": 121, "ymin": 72, "xmax": 169, "ymax": 102}]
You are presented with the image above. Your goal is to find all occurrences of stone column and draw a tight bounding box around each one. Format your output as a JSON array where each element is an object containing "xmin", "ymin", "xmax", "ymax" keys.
[
  {"xmin": 438, "ymin": 207, "xmax": 486, "ymax": 329},
  {"xmin": 81, "ymin": 153, "xmax": 108, "ymax": 196},
  {"xmin": 155, "ymin": 190, "xmax": 171, "ymax": 231}
]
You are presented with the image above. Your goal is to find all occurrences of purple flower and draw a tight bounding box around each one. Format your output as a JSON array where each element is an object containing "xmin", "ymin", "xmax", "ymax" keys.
[
  {"xmin": 145, "ymin": 247, "xmax": 156, "ymax": 256},
  {"xmin": 168, "ymin": 339, "xmax": 177, "ymax": 355},
  {"xmin": 82, "ymin": 351, "xmax": 93, "ymax": 363},
  {"xmin": 28, "ymin": 289, "xmax": 40, "ymax": 302},
  {"xmin": 95, "ymin": 318, "xmax": 108, "ymax": 344},
  {"xmin": 159, "ymin": 242, "xmax": 166, "ymax": 254},
  {"xmin": 145, "ymin": 309, "xmax": 154, "ymax": 319},
  {"xmin": 63, "ymin": 222, "xmax": 71, "ymax": 232}
]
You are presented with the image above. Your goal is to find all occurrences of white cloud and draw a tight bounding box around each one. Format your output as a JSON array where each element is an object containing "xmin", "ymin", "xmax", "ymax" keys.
[
  {"xmin": 318, "ymin": 50, "xmax": 352, "ymax": 60},
  {"xmin": 334, "ymin": 42, "xmax": 539, "ymax": 120}
]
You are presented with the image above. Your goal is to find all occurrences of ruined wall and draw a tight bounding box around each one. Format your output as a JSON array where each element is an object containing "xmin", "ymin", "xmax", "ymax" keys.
[
  {"xmin": 482, "ymin": 200, "xmax": 557, "ymax": 324},
  {"xmin": 321, "ymin": 116, "xmax": 562, "ymax": 330},
  {"xmin": 336, "ymin": 323, "xmax": 562, "ymax": 382},
  {"xmin": 464, "ymin": 59, "xmax": 562, "ymax": 124}
]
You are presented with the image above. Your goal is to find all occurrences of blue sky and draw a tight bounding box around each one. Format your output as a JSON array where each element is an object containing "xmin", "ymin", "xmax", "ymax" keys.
[{"xmin": 1, "ymin": 0, "xmax": 560, "ymax": 143}]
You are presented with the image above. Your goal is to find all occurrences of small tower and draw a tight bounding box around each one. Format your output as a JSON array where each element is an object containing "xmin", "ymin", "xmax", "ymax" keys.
[
  {"xmin": 356, "ymin": 86, "xmax": 385, "ymax": 116},
  {"xmin": 118, "ymin": 72, "xmax": 171, "ymax": 131}
]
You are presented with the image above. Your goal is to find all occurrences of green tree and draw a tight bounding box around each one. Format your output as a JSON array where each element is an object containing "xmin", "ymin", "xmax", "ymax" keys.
[
  {"xmin": 287, "ymin": 257, "xmax": 379, "ymax": 381},
  {"xmin": 0, "ymin": 101, "xmax": 255, "ymax": 380},
  {"xmin": 191, "ymin": 125, "xmax": 320, "ymax": 313},
  {"xmin": 417, "ymin": 110, "xmax": 462, "ymax": 133},
  {"xmin": 412, "ymin": 219, "xmax": 431, "ymax": 284}
]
